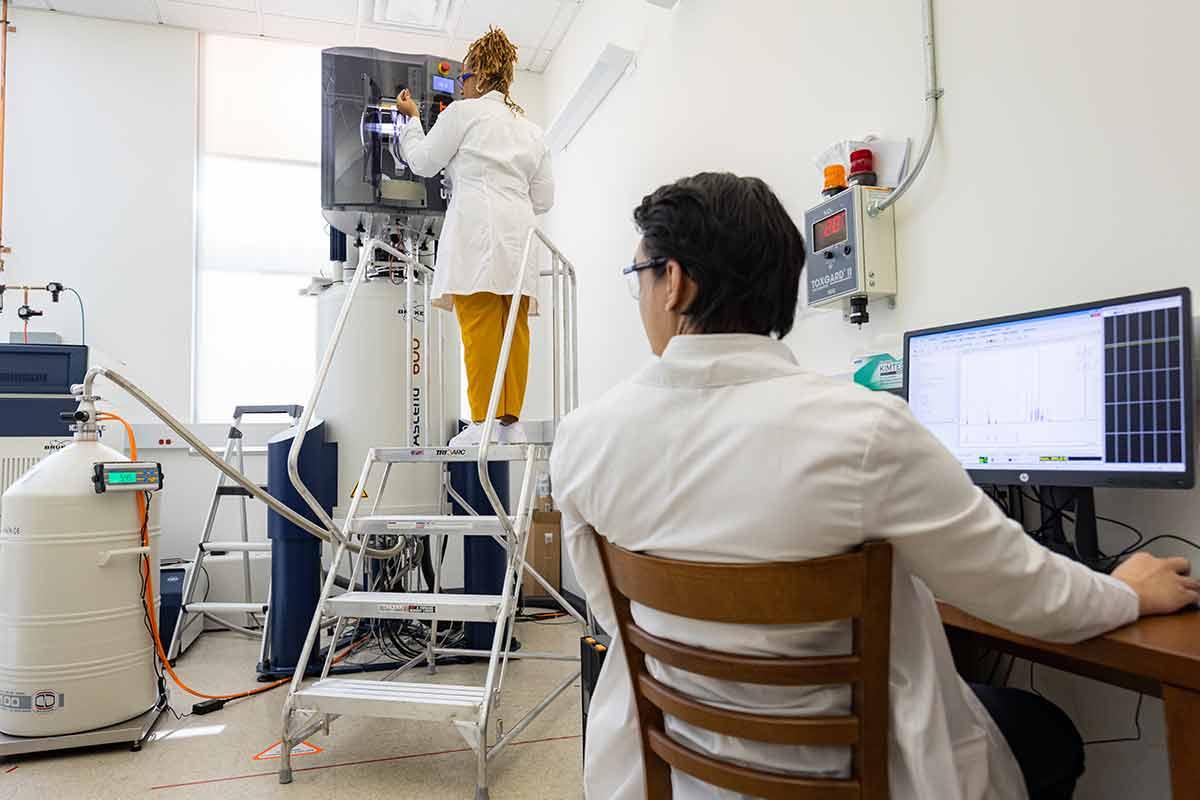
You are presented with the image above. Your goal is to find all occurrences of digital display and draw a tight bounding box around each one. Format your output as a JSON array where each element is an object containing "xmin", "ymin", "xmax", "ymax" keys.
[
  {"xmin": 432, "ymin": 75, "xmax": 455, "ymax": 94},
  {"xmin": 813, "ymin": 210, "xmax": 848, "ymax": 252},
  {"xmin": 906, "ymin": 292, "xmax": 1192, "ymax": 481},
  {"xmin": 108, "ymin": 471, "xmax": 139, "ymax": 484}
]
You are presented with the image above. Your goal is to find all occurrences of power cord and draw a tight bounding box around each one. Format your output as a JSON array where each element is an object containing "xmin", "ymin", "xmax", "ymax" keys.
[
  {"xmin": 1084, "ymin": 692, "xmax": 1144, "ymax": 746},
  {"xmin": 1027, "ymin": 661, "xmax": 1145, "ymax": 747},
  {"xmin": 1017, "ymin": 490, "xmax": 1200, "ymax": 570},
  {"xmin": 66, "ymin": 287, "xmax": 86, "ymax": 345},
  {"xmin": 1116, "ymin": 534, "xmax": 1200, "ymax": 558}
]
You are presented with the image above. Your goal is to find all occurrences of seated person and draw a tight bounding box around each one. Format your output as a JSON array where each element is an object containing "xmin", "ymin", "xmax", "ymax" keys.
[{"xmin": 549, "ymin": 172, "xmax": 1198, "ymax": 800}]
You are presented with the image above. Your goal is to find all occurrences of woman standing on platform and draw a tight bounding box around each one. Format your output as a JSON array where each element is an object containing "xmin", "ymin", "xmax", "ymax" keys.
[{"xmin": 395, "ymin": 27, "xmax": 554, "ymax": 447}]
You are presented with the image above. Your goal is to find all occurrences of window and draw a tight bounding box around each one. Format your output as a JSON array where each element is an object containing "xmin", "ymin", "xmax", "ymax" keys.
[
  {"xmin": 195, "ymin": 156, "xmax": 325, "ymax": 421},
  {"xmin": 194, "ymin": 35, "xmax": 324, "ymax": 422}
]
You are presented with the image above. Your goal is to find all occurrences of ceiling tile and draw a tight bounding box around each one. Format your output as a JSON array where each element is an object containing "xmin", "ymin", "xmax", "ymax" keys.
[
  {"xmin": 45, "ymin": 0, "xmax": 159, "ymax": 23},
  {"xmin": 159, "ymin": 1, "xmax": 259, "ymax": 34},
  {"xmin": 450, "ymin": 34, "xmax": 538, "ymax": 71},
  {"xmin": 13, "ymin": 0, "xmax": 584, "ymax": 75},
  {"xmin": 360, "ymin": 0, "xmax": 459, "ymax": 32},
  {"xmin": 357, "ymin": 25, "xmax": 454, "ymax": 56},
  {"xmin": 261, "ymin": 0, "xmax": 357, "ymax": 24},
  {"xmin": 262, "ymin": 13, "xmax": 355, "ymax": 46},
  {"xmin": 453, "ymin": 0, "xmax": 562, "ymax": 47},
  {"xmin": 169, "ymin": 0, "xmax": 257, "ymax": 10}
]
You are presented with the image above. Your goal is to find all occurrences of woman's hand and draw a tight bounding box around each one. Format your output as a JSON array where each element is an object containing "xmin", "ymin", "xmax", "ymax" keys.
[{"xmin": 395, "ymin": 89, "xmax": 420, "ymax": 119}]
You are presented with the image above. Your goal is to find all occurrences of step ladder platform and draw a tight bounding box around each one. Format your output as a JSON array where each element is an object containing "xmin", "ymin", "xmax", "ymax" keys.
[
  {"xmin": 293, "ymin": 679, "xmax": 486, "ymax": 722},
  {"xmin": 185, "ymin": 601, "xmax": 268, "ymax": 613},
  {"xmin": 374, "ymin": 444, "xmax": 548, "ymax": 463},
  {"xmin": 199, "ymin": 541, "xmax": 272, "ymax": 553},
  {"xmin": 326, "ymin": 591, "xmax": 501, "ymax": 622},
  {"xmin": 350, "ymin": 514, "xmax": 512, "ymax": 536},
  {"xmin": 215, "ymin": 484, "xmax": 270, "ymax": 497}
]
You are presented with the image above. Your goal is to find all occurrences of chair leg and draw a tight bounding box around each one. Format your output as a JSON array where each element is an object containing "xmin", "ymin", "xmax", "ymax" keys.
[{"xmin": 644, "ymin": 747, "xmax": 673, "ymax": 799}]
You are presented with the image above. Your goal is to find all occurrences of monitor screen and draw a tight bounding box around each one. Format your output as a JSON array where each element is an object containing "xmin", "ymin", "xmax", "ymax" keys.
[
  {"xmin": 904, "ymin": 289, "xmax": 1194, "ymax": 488},
  {"xmin": 432, "ymin": 75, "xmax": 455, "ymax": 94}
]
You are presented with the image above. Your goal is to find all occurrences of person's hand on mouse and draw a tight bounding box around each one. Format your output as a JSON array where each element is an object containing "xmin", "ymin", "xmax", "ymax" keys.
[
  {"xmin": 1112, "ymin": 552, "xmax": 1200, "ymax": 616},
  {"xmin": 395, "ymin": 89, "xmax": 420, "ymax": 119}
]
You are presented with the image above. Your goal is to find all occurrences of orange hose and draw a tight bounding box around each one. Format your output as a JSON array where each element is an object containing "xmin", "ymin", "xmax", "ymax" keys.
[{"xmin": 97, "ymin": 413, "xmax": 362, "ymax": 703}]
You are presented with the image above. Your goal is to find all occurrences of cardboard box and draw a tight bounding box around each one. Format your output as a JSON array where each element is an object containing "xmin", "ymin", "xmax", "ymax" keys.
[{"xmin": 523, "ymin": 510, "xmax": 561, "ymax": 599}]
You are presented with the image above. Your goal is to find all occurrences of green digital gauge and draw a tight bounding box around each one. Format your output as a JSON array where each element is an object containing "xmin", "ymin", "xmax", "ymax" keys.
[{"xmin": 92, "ymin": 462, "xmax": 164, "ymax": 494}]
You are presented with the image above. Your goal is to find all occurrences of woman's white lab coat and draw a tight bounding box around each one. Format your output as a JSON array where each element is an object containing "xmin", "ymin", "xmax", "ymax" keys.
[
  {"xmin": 550, "ymin": 334, "xmax": 1139, "ymax": 800},
  {"xmin": 398, "ymin": 90, "xmax": 554, "ymax": 312}
]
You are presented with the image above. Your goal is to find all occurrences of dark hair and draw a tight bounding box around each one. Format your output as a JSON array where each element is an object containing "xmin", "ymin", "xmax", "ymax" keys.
[{"xmin": 632, "ymin": 172, "xmax": 806, "ymax": 338}]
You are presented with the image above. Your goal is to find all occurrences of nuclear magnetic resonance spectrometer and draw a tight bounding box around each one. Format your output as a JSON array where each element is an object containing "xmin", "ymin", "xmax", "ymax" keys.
[{"xmin": 321, "ymin": 47, "xmax": 463, "ymax": 238}]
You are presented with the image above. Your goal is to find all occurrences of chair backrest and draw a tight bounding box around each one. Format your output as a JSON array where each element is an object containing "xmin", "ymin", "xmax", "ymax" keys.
[{"xmin": 595, "ymin": 537, "xmax": 893, "ymax": 800}]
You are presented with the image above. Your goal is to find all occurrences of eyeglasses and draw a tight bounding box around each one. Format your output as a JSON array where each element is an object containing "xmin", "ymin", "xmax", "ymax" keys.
[
  {"xmin": 455, "ymin": 71, "xmax": 475, "ymax": 87},
  {"xmin": 621, "ymin": 256, "xmax": 668, "ymax": 300}
]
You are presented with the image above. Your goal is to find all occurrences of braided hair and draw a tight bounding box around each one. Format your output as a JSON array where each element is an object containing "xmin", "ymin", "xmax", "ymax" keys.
[{"xmin": 465, "ymin": 26, "xmax": 524, "ymax": 115}]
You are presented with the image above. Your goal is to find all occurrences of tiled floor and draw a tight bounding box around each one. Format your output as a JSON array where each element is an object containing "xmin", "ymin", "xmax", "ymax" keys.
[{"xmin": 0, "ymin": 621, "xmax": 585, "ymax": 800}]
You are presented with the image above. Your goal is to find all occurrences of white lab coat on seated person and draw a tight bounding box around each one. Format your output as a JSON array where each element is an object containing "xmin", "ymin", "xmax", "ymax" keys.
[
  {"xmin": 549, "ymin": 334, "xmax": 1139, "ymax": 800},
  {"xmin": 397, "ymin": 90, "xmax": 554, "ymax": 312}
]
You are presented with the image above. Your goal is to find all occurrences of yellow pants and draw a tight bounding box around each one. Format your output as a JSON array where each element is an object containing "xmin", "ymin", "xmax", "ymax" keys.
[{"xmin": 454, "ymin": 292, "xmax": 530, "ymax": 422}]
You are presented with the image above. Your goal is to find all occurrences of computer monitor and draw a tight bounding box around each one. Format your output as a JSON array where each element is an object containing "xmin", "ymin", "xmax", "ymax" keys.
[{"xmin": 904, "ymin": 288, "xmax": 1194, "ymax": 567}]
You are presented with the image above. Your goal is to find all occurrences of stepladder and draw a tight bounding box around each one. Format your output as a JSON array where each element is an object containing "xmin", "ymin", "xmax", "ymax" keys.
[
  {"xmin": 276, "ymin": 230, "xmax": 586, "ymax": 798},
  {"xmin": 278, "ymin": 442, "xmax": 590, "ymax": 798},
  {"xmin": 166, "ymin": 404, "xmax": 303, "ymax": 664}
]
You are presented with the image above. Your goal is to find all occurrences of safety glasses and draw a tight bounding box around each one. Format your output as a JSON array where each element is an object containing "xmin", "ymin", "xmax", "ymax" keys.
[
  {"xmin": 622, "ymin": 256, "xmax": 668, "ymax": 300},
  {"xmin": 456, "ymin": 71, "xmax": 475, "ymax": 87}
]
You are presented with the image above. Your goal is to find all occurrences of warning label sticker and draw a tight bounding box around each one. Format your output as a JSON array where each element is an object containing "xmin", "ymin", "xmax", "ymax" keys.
[
  {"xmin": 253, "ymin": 740, "xmax": 323, "ymax": 761},
  {"xmin": 0, "ymin": 690, "xmax": 65, "ymax": 713},
  {"xmin": 380, "ymin": 603, "xmax": 436, "ymax": 615}
]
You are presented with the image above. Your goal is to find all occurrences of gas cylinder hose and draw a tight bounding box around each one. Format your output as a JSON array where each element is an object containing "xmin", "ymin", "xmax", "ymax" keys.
[
  {"xmin": 81, "ymin": 367, "xmax": 404, "ymax": 559},
  {"xmin": 100, "ymin": 412, "xmax": 367, "ymax": 712}
]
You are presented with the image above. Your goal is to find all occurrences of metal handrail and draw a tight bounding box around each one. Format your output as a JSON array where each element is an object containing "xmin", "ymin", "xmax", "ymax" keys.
[
  {"xmin": 476, "ymin": 445, "xmax": 538, "ymax": 744},
  {"xmin": 285, "ymin": 236, "xmax": 419, "ymax": 559},
  {"xmin": 281, "ymin": 226, "xmax": 578, "ymax": 552},
  {"xmin": 476, "ymin": 227, "xmax": 580, "ymax": 537}
]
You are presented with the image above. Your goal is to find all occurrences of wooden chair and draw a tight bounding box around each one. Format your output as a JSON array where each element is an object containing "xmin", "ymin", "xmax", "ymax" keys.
[{"xmin": 595, "ymin": 538, "xmax": 893, "ymax": 800}]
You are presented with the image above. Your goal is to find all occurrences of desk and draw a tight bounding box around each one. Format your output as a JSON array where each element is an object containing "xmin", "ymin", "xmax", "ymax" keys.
[{"xmin": 940, "ymin": 603, "xmax": 1200, "ymax": 798}]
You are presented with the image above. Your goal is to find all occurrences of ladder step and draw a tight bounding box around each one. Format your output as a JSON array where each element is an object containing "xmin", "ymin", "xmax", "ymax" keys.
[
  {"xmin": 326, "ymin": 591, "xmax": 502, "ymax": 622},
  {"xmin": 292, "ymin": 679, "xmax": 486, "ymax": 722},
  {"xmin": 199, "ymin": 541, "xmax": 272, "ymax": 553},
  {"xmin": 215, "ymin": 484, "xmax": 270, "ymax": 497},
  {"xmin": 350, "ymin": 515, "xmax": 510, "ymax": 536},
  {"xmin": 373, "ymin": 445, "xmax": 545, "ymax": 463},
  {"xmin": 184, "ymin": 601, "xmax": 269, "ymax": 613}
]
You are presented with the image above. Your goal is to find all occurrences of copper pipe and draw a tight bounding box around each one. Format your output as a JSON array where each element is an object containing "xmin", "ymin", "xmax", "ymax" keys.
[{"xmin": 0, "ymin": 0, "xmax": 11, "ymax": 271}]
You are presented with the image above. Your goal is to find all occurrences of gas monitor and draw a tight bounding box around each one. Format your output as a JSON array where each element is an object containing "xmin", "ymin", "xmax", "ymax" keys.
[{"xmin": 803, "ymin": 185, "xmax": 898, "ymax": 326}]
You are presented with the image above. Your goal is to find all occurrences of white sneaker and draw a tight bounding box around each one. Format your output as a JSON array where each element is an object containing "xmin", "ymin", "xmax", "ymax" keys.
[
  {"xmin": 448, "ymin": 422, "xmax": 484, "ymax": 447},
  {"xmin": 449, "ymin": 422, "xmax": 504, "ymax": 447},
  {"xmin": 499, "ymin": 421, "xmax": 528, "ymax": 445}
]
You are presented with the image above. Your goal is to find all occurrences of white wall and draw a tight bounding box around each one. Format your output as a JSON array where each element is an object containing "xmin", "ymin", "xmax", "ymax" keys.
[
  {"xmin": 4, "ymin": 9, "xmax": 196, "ymax": 416},
  {"xmin": 0, "ymin": 11, "xmax": 239, "ymax": 572},
  {"xmin": 0, "ymin": 14, "xmax": 291, "ymax": 602},
  {"xmin": 539, "ymin": 1, "xmax": 1200, "ymax": 797}
]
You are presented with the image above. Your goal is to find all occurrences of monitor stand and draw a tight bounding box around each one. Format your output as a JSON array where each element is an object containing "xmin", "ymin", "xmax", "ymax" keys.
[{"xmin": 1039, "ymin": 487, "xmax": 1104, "ymax": 570}]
